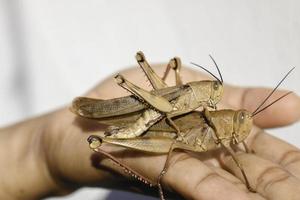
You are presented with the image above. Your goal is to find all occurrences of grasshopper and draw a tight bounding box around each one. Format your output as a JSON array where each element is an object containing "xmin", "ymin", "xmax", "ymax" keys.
[
  {"xmin": 86, "ymin": 68, "xmax": 294, "ymax": 200},
  {"xmin": 71, "ymin": 51, "xmax": 224, "ymax": 140}
]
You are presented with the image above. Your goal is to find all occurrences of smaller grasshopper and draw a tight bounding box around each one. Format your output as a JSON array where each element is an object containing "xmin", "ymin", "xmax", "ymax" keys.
[
  {"xmin": 72, "ymin": 51, "xmax": 224, "ymax": 140},
  {"xmin": 87, "ymin": 68, "xmax": 294, "ymax": 200}
]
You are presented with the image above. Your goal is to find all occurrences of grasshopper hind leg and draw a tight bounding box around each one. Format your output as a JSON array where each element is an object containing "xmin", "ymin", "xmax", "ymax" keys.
[
  {"xmin": 87, "ymin": 135, "xmax": 156, "ymax": 186},
  {"xmin": 135, "ymin": 51, "xmax": 168, "ymax": 90},
  {"xmin": 162, "ymin": 57, "xmax": 183, "ymax": 86},
  {"xmin": 105, "ymin": 109, "xmax": 163, "ymax": 139},
  {"xmin": 114, "ymin": 74, "xmax": 173, "ymax": 113}
]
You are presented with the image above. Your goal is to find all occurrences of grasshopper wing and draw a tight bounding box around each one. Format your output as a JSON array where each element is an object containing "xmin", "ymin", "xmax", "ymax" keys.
[
  {"xmin": 71, "ymin": 96, "xmax": 144, "ymax": 118},
  {"xmin": 71, "ymin": 85, "xmax": 188, "ymax": 119}
]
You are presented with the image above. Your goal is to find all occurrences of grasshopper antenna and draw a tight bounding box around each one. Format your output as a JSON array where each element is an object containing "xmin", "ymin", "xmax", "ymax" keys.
[
  {"xmin": 252, "ymin": 67, "xmax": 295, "ymax": 115},
  {"xmin": 252, "ymin": 91, "xmax": 292, "ymax": 117},
  {"xmin": 190, "ymin": 62, "xmax": 222, "ymax": 85},
  {"xmin": 209, "ymin": 55, "xmax": 223, "ymax": 84}
]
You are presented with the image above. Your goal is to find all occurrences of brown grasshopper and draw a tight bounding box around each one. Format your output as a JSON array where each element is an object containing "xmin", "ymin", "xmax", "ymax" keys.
[
  {"xmin": 86, "ymin": 68, "xmax": 294, "ymax": 200},
  {"xmin": 71, "ymin": 51, "xmax": 224, "ymax": 140}
]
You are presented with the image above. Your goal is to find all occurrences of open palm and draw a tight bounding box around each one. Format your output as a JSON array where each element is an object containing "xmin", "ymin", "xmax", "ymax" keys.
[{"xmin": 46, "ymin": 64, "xmax": 300, "ymax": 200}]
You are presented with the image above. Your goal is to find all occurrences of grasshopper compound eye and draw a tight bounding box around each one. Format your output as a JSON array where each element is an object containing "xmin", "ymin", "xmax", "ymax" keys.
[
  {"xmin": 213, "ymin": 81, "xmax": 220, "ymax": 90},
  {"xmin": 87, "ymin": 135, "xmax": 103, "ymax": 149},
  {"xmin": 239, "ymin": 111, "xmax": 246, "ymax": 123}
]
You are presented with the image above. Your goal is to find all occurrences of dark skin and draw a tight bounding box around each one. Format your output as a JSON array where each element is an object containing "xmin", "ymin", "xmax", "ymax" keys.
[{"xmin": 0, "ymin": 65, "xmax": 300, "ymax": 200}]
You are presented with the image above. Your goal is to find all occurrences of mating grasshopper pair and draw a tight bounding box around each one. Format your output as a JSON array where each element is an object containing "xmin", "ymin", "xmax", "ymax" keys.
[
  {"xmin": 72, "ymin": 51, "xmax": 223, "ymax": 140},
  {"xmin": 71, "ymin": 51, "xmax": 293, "ymax": 200}
]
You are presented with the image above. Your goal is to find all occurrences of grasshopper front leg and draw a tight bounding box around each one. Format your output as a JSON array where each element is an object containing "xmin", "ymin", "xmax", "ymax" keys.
[
  {"xmin": 221, "ymin": 143, "xmax": 255, "ymax": 192},
  {"xmin": 202, "ymin": 109, "xmax": 255, "ymax": 192},
  {"xmin": 202, "ymin": 107, "xmax": 222, "ymax": 140}
]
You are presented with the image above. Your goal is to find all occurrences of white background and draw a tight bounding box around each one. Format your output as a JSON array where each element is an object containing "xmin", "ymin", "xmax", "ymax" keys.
[{"xmin": 0, "ymin": 1, "xmax": 299, "ymax": 199}]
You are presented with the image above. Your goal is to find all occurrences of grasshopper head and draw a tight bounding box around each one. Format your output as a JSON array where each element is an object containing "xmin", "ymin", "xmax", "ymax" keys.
[
  {"xmin": 210, "ymin": 81, "xmax": 223, "ymax": 108},
  {"xmin": 188, "ymin": 80, "xmax": 223, "ymax": 109},
  {"xmin": 232, "ymin": 109, "xmax": 253, "ymax": 144},
  {"xmin": 190, "ymin": 56, "xmax": 223, "ymax": 109}
]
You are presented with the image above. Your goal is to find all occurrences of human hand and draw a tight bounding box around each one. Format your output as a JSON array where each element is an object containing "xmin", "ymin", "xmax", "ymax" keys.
[{"xmin": 45, "ymin": 64, "xmax": 300, "ymax": 200}]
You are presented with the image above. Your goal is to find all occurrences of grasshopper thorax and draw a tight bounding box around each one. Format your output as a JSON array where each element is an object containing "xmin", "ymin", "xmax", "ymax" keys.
[
  {"xmin": 187, "ymin": 80, "xmax": 223, "ymax": 109},
  {"xmin": 232, "ymin": 109, "xmax": 253, "ymax": 144},
  {"xmin": 209, "ymin": 109, "xmax": 252, "ymax": 145}
]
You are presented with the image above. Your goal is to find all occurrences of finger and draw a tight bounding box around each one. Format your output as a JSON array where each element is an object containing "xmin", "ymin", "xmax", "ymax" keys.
[
  {"xmin": 247, "ymin": 127, "xmax": 300, "ymax": 178},
  {"xmin": 223, "ymin": 153, "xmax": 300, "ymax": 200},
  {"xmin": 212, "ymin": 167, "xmax": 266, "ymax": 200},
  {"xmin": 161, "ymin": 152, "xmax": 255, "ymax": 200},
  {"xmin": 223, "ymin": 86, "xmax": 300, "ymax": 128}
]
